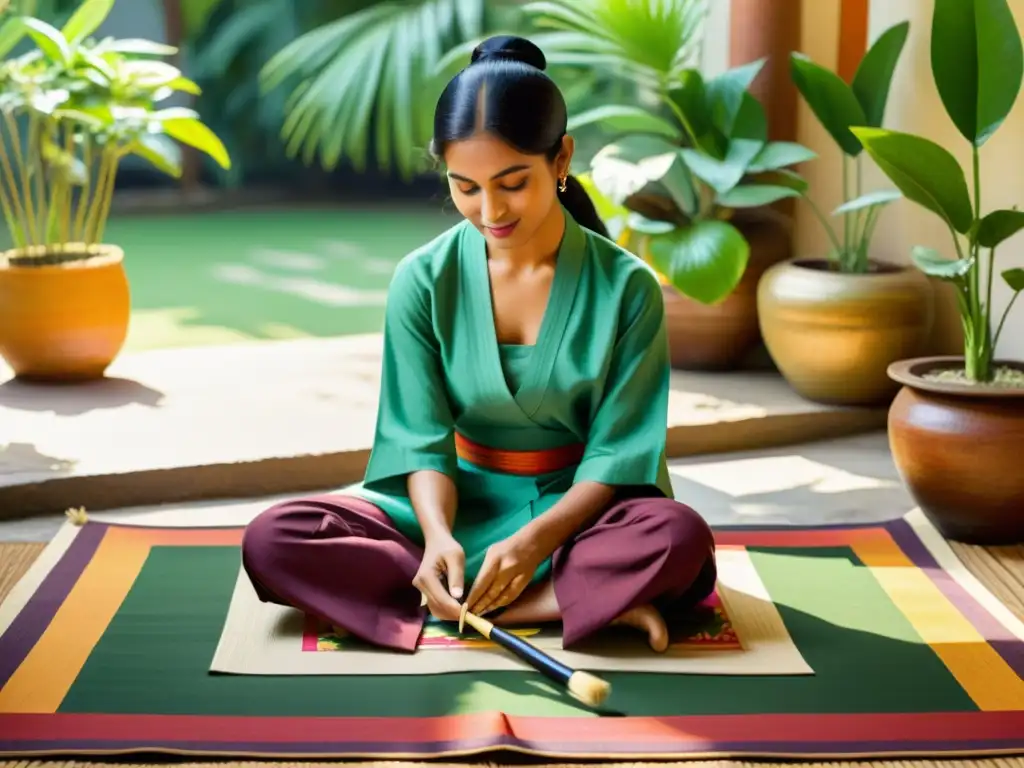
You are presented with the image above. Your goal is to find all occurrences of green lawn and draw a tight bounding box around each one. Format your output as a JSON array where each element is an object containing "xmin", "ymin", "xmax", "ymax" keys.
[{"xmin": 99, "ymin": 205, "xmax": 459, "ymax": 352}]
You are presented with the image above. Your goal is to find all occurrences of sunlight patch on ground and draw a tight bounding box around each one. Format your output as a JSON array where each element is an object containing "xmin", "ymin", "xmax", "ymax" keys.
[
  {"xmin": 668, "ymin": 388, "xmax": 768, "ymax": 425},
  {"xmin": 320, "ymin": 239, "xmax": 397, "ymax": 275},
  {"xmin": 670, "ymin": 455, "xmax": 898, "ymax": 499},
  {"xmin": 251, "ymin": 249, "xmax": 329, "ymax": 272},
  {"xmin": 125, "ymin": 308, "xmax": 308, "ymax": 351},
  {"xmin": 210, "ymin": 263, "xmax": 390, "ymax": 307}
]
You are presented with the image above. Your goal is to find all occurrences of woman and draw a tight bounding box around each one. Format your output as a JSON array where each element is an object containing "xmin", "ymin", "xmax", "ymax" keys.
[{"xmin": 242, "ymin": 35, "xmax": 716, "ymax": 655}]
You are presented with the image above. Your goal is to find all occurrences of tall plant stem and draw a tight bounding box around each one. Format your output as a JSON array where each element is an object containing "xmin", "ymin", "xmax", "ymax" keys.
[
  {"xmin": 841, "ymin": 155, "xmax": 850, "ymax": 258},
  {"xmin": 93, "ymin": 148, "xmax": 121, "ymax": 245},
  {"xmin": 993, "ymin": 286, "xmax": 1019, "ymax": 351},
  {"xmin": 84, "ymin": 148, "xmax": 116, "ymax": 246},
  {"xmin": 29, "ymin": 113, "xmax": 46, "ymax": 245},
  {"xmin": 803, "ymin": 194, "xmax": 844, "ymax": 258},
  {"xmin": 73, "ymin": 134, "xmax": 93, "ymax": 242},
  {"xmin": 854, "ymin": 154, "xmax": 868, "ymax": 271},
  {"xmin": 966, "ymin": 145, "xmax": 990, "ymax": 381},
  {"xmin": 5, "ymin": 111, "xmax": 36, "ymax": 246},
  {"xmin": 59, "ymin": 123, "xmax": 73, "ymax": 243},
  {"xmin": 0, "ymin": 115, "xmax": 29, "ymax": 246}
]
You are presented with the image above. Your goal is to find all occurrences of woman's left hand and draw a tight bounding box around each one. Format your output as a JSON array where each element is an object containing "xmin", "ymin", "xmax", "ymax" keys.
[{"xmin": 466, "ymin": 532, "xmax": 546, "ymax": 616}]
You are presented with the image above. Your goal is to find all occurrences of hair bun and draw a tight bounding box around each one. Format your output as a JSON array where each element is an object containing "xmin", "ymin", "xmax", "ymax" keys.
[{"xmin": 471, "ymin": 35, "xmax": 547, "ymax": 71}]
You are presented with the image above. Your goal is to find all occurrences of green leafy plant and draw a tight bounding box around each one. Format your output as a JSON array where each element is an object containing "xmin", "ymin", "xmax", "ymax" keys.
[
  {"xmin": 518, "ymin": 0, "xmax": 815, "ymax": 305},
  {"xmin": 852, "ymin": 0, "xmax": 1024, "ymax": 384},
  {"xmin": 522, "ymin": 0, "xmax": 708, "ymax": 105},
  {"xmin": 0, "ymin": 0, "xmax": 230, "ymax": 260},
  {"xmin": 788, "ymin": 20, "xmax": 910, "ymax": 273},
  {"xmin": 574, "ymin": 58, "xmax": 816, "ymax": 305},
  {"xmin": 259, "ymin": 0, "xmax": 522, "ymax": 182}
]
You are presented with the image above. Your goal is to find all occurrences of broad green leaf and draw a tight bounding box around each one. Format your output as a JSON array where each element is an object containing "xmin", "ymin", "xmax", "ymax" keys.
[
  {"xmin": 167, "ymin": 76, "xmax": 202, "ymax": 96},
  {"xmin": 852, "ymin": 127, "xmax": 974, "ymax": 234},
  {"xmin": 657, "ymin": 151, "xmax": 699, "ymax": 217},
  {"xmin": 931, "ymin": 0, "xmax": 1024, "ymax": 147},
  {"xmin": 1002, "ymin": 267, "xmax": 1024, "ymax": 291},
  {"xmin": 0, "ymin": 17, "xmax": 27, "ymax": 58},
  {"xmin": 911, "ymin": 245, "xmax": 973, "ymax": 280},
  {"xmin": 679, "ymin": 93, "xmax": 765, "ymax": 194},
  {"xmin": 667, "ymin": 69, "xmax": 721, "ymax": 156},
  {"xmin": 62, "ymin": 0, "xmax": 115, "ymax": 45},
  {"xmin": 590, "ymin": 135, "xmax": 688, "ymax": 206},
  {"xmin": 95, "ymin": 38, "xmax": 178, "ymax": 56},
  {"xmin": 22, "ymin": 17, "xmax": 71, "ymax": 63},
  {"xmin": 53, "ymin": 108, "xmax": 106, "ymax": 129},
  {"xmin": 851, "ymin": 20, "xmax": 909, "ymax": 127},
  {"xmin": 976, "ymin": 208, "xmax": 1024, "ymax": 248},
  {"xmin": 705, "ymin": 58, "xmax": 766, "ymax": 138},
  {"xmin": 747, "ymin": 141, "xmax": 817, "ymax": 173},
  {"xmin": 150, "ymin": 107, "xmax": 200, "ymax": 122},
  {"xmin": 757, "ymin": 168, "xmax": 810, "ymax": 195},
  {"xmin": 717, "ymin": 184, "xmax": 802, "ymax": 208},
  {"xmin": 626, "ymin": 213, "xmax": 675, "ymax": 235},
  {"xmin": 123, "ymin": 60, "xmax": 182, "ymax": 87},
  {"xmin": 790, "ymin": 52, "xmax": 867, "ymax": 156},
  {"xmin": 567, "ymin": 104, "xmax": 682, "ymax": 141},
  {"xmin": 646, "ymin": 219, "xmax": 750, "ymax": 304},
  {"xmin": 131, "ymin": 134, "xmax": 182, "ymax": 178},
  {"xmin": 832, "ymin": 188, "xmax": 902, "ymax": 215},
  {"xmin": 160, "ymin": 116, "xmax": 231, "ymax": 170}
]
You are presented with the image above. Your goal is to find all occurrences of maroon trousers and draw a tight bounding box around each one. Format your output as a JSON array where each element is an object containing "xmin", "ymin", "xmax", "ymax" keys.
[{"xmin": 241, "ymin": 494, "xmax": 716, "ymax": 652}]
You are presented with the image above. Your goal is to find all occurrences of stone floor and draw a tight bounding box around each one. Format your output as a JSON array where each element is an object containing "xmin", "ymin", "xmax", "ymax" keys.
[
  {"xmin": 0, "ymin": 335, "xmax": 887, "ymax": 520},
  {"xmin": 0, "ymin": 430, "xmax": 910, "ymax": 542}
]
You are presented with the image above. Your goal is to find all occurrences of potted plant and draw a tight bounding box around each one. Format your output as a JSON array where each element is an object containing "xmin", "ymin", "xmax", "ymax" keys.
[
  {"xmin": 570, "ymin": 60, "xmax": 812, "ymax": 370},
  {"xmin": 755, "ymin": 20, "xmax": 935, "ymax": 406},
  {"xmin": 0, "ymin": 0, "xmax": 230, "ymax": 380},
  {"xmin": 851, "ymin": 0, "xmax": 1024, "ymax": 543},
  {"xmin": 523, "ymin": 0, "xmax": 803, "ymax": 370}
]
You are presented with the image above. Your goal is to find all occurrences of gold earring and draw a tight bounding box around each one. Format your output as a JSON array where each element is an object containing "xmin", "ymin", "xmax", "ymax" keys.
[{"xmin": 558, "ymin": 176, "xmax": 567, "ymax": 193}]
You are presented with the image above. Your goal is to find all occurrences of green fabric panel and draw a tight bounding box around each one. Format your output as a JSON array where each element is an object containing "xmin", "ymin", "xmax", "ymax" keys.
[{"xmin": 59, "ymin": 544, "xmax": 976, "ymax": 718}]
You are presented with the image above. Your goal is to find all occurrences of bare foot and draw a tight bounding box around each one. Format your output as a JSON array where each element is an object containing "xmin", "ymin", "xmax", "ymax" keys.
[{"xmin": 612, "ymin": 604, "xmax": 669, "ymax": 652}]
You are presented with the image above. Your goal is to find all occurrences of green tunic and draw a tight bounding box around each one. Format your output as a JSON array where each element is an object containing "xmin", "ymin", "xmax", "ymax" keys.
[{"xmin": 345, "ymin": 210, "xmax": 673, "ymax": 584}]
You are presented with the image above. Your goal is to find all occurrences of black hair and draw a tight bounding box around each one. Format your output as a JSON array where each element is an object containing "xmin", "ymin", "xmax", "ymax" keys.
[{"xmin": 430, "ymin": 35, "xmax": 610, "ymax": 239}]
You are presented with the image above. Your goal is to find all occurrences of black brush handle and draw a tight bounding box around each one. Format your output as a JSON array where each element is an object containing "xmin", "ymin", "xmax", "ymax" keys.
[{"xmin": 488, "ymin": 625, "xmax": 575, "ymax": 685}]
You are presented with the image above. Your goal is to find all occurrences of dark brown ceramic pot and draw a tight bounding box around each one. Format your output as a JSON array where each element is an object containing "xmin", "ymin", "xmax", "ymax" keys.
[
  {"xmin": 658, "ymin": 210, "xmax": 792, "ymax": 371},
  {"xmin": 887, "ymin": 356, "xmax": 1024, "ymax": 544}
]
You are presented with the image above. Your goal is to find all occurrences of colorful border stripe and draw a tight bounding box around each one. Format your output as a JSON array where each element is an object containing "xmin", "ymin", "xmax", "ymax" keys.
[
  {"xmin": 0, "ymin": 525, "xmax": 242, "ymax": 714},
  {"xmin": 2, "ymin": 711, "xmax": 1023, "ymax": 758},
  {"xmin": 1, "ymin": 518, "xmax": 1023, "ymax": 760},
  {"xmin": 852, "ymin": 537, "xmax": 1024, "ymax": 711},
  {"xmin": 0, "ymin": 523, "xmax": 105, "ymax": 689},
  {"xmin": 888, "ymin": 517, "xmax": 1024, "ymax": 678}
]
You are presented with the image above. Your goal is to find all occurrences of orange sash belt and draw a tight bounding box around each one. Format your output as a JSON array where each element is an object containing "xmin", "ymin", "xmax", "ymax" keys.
[{"xmin": 454, "ymin": 433, "xmax": 585, "ymax": 476}]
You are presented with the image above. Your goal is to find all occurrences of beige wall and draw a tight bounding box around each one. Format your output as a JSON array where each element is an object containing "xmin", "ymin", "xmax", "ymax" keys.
[{"xmin": 709, "ymin": 0, "xmax": 1024, "ymax": 360}]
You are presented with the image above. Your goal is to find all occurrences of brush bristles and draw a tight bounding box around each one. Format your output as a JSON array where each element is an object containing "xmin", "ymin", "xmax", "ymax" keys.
[{"xmin": 566, "ymin": 670, "xmax": 611, "ymax": 708}]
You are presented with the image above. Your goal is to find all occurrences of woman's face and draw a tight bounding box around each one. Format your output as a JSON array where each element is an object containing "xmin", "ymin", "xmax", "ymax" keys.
[{"xmin": 444, "ymin": 132, "xmax": 572, "ymax": 252}]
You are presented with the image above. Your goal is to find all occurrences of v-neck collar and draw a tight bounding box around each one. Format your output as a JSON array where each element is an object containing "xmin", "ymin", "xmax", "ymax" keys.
[{"xmin": 461, "ymin": 208, "xmax": 586, "ymax": 422}]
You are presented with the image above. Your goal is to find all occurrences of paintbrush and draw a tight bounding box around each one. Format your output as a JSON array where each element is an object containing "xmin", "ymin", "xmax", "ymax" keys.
[{"xmin": 458, "ymin": 602, "xmax": 611, "ymax": 709}]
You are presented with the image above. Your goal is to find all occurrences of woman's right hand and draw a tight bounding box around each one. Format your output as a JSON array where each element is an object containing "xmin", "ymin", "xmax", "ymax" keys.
[{"xmin": 413, "ymin": 532, "xmax": 465, "ymax": 621}]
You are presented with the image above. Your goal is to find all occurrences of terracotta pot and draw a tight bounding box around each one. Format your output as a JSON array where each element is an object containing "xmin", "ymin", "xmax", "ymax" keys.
[
  {"xmin": 658, "ymin": 211, "xmax": 792, "ymax": 370},
  {"xmin": 887, "ymin": 357, "xmax": 1024, "ymax": 544},
  {"xmin": 757, "ymin": 258, "xmax": 934, "ymax": 405},
  {"xmin": 0, "ymin": 244, "xmax": 130, "ymax": 381}
]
